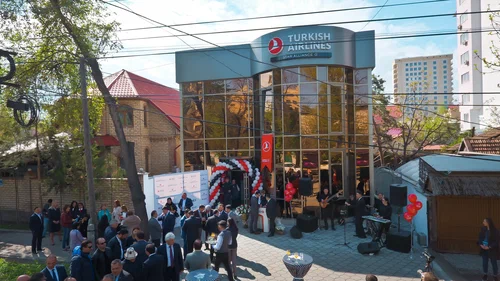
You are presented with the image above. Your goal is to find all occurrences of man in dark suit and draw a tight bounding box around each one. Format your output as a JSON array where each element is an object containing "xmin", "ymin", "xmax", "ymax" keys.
[
  {"xmin": 158, "ymin": 207, "xmax": 176, "ymax": 244},
  {"xmin": 110, "ymin": 259, "xmax": 133, "ymax": 281},
  {"xmin": 92, "ymin": 238, "xmax": 112, "ymax": 280},
  {"xmin": 143, "ymin": 243, "xmax": 164, "ymax": 281},
  {"xmin": 41, "ymin": 255, "xmax": 68, "ymax": 281},
  {"xmin": 29, "ymin": 207, "xmax": 44, "ymax": 254},
  {"xmin": 131, "ymin": 230, "xmax": 148, "ymax": 265},
  {"xmin": 204, "ymin": 210, "xmax": 220, "ymax": 261},
  {"xmin": 221, "ymin": 177, "xmax": 232, "ymax": 205},
  {"xmin": 108, "ymin": 229, "xmax": 129, "ymax": 261},
  {"xmin": 157, "ymin": 232, "xmax": 184, "ymax": 281},
  {"xmin": 178, "ymin": 193, "xmax": 193, "ymax": 216},
  {"xmin": 148, "ymin": 210, "xmax": 163, "ymax": 248},
  {"xmin": 346, "ymin": 190, "xmax": 367, "ymax": 238},
  {"xmin": 249, "ymin": 191, "xmax": 261, "ymax": 234},
  {"xmin": 218, "ymin": 204, "xmax": 228, "ymax": 221},
  {"xmin": 265, "ymin": 194, "xmax": 278, "ymax": 237},
  {"xmin": 182, "ymin": 210, "xmax": 202, "ymax": 256}
]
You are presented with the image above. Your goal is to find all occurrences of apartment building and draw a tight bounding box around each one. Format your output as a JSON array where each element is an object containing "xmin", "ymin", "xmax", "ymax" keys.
[
  {"xmin": 393, "ymin": 54, "xmax": 453, "ymax": 116},
  {"xmin": 457, "ymin": 0, "xmax": 500, "ymax": 131}
]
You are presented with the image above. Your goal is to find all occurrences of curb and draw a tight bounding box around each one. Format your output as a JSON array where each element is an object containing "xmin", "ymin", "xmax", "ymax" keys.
[
  {"xmin": 0, "ymin": 228, "xmax": 31, "ymax": 233},
  {"xmin": 430, "ymin": 249, "xmax": 468, "ymax": 281}
]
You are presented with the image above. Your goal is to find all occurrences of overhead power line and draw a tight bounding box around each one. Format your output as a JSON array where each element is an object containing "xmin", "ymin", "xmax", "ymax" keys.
[{"xmin": 117, "ymin": 0, "xmax": 450, "ymax": 31}]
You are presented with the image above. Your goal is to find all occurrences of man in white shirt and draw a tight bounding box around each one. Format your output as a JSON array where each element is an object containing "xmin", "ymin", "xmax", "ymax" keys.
[
  {"xmin": 158, "ymin": 232, "xmax": 183, "ymax": 281},
  {"xmin": 213, "ymin": 220, "xmax": 234, "ymax": 281},
  {"xmin": 178, "ymin": 193, "xmax": 193, "ymax": 216}
]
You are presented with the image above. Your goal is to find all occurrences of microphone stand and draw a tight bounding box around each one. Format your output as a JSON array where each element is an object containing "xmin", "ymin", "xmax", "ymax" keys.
[{"xmin": 336, "ymin": 208, "xmax": 353, "ymax": 250}]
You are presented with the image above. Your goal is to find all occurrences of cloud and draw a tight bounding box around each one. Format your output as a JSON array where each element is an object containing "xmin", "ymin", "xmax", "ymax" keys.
[{"xmin": 101, "ymin": 0, "xmax": 453, "ymax": 92}]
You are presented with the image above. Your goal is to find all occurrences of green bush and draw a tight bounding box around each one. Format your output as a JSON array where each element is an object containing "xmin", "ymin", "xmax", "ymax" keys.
[{"xmin": 0, "ymin": 259, "xmax": 45, "ymax": 280}]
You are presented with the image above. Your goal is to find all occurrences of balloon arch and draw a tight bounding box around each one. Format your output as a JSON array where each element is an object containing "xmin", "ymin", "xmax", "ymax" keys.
[{"xmin": 208, "ymin": 159, "xmax": 263, "ymax": 206}]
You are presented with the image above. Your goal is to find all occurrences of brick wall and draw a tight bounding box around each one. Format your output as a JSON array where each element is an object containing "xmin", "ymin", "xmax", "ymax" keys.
[
  {"xmin": 99, "ymin": 98, "xmax": 180, "ymax": 176},
  {"xmin": 0, "ymin": 176, "xmax": 136, "ymax": 224}
]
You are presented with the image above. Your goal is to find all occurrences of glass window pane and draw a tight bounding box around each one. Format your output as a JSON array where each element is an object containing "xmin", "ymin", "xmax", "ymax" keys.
[
  {"xmin": 355, "ymin": 106, "xmax": 369, "ymax": 134},
  {"xmin": 274, "ymin": 86, "xmax": 283, "ymax": 134},
  {"xmin": 275, "ymin": 136, "xmax": 283, "ymax": 150},
  {"xmin": 355, "ymin": 85, "xmax": 369, "ymax": 105},
  {"xmin": 330, "ymin": 135, "xmax": 345, "ymax": 148},
  {"xmin": 183, "ymin": 97, "xmax": 204, "ymax": 139},
  {"xmin": 226, "ymin": 79, "xmax": 248, "ymax": 93},
  {"xmin": 300, "ymin": 83, "xmax": 318, "ymax": 135},
  {"xmin": 182, "ymin": 82, "xmax": 203, "ymax": 96},
  {"xmin": 354, "ymin": 69, "xmax": 368, "ymax": 85},
  {"xmin": 204, "ymin": 95, "xmax": 225, "ymax": 138},
  {"xmin": 356, "ymin": 136, "xmax": 369, "ymax": 149},
  {"xmin": 319, "ymin": 150, "xmax": 330, "ymax": 192},
  {"xmin": 319, "ymin": 138, "xmax": 329, "ymax": 148},
  {"xmin": 317, "ymin": 67, "xmax": 327, "ymax": 83},
  {"xmin": 302, "ymin": 151, "xmax": 318, "ymax": 180},
  {"xmin": 330, "ymin": 86, "xmax": 343, "ymax": 132},
  {"xmin": 184, "ymin": 152, "xmax": 205, "ymax": 171},
  {"xmin": 330, "ymin": 152, "xmax": 343, "ymax": 188},
  {"xmin": 204, "ymin": 80, "xmax": 225, "ymax": 94},
  {"xmin": 302, "ymin": 137, "xmax": 318, "ymax": 149},
  {"xmin": 328, "ymin": 67, "xmax": 344, "ymax": 82},
  {"xmin": 319, "ymin": 83, "xmax": 328, "ymax": 134},
  {"xmin": 284, "ymin": 137, "xmax": 300, "ymax": 149},
  {"xmin": 283, "ymin": 84, "xmax": 300, "ymax": 134},
  {"xmin": 284, "ymin": 151, "xmax": 300, "ymax": 169},
  {"xmin": 227, "ymin": 138, "xmax": 249, "ymax": 151},
  {"xmin": 260, "ymin": 72, "xmax": 272, "ymax": 88},
  {"xmin": 272, "ymin": 69, "xmax": 281, "ymax": 85},
  {"xmin": 264, "ymin": 89, "xmax": 273, "ymax": 132},
  {"xmin": 345, "ymin": 68, "xmax": 354, "ymax": 84},
  {"xmin": 207, "ymin": 151, "xmax": 226, "ymax": 166},
  {"xmin": 226, "ymin": 91, "xmax": 250, "ymax": 138},
  {"xmin": 282, "ymin": 67, "xmax": 299, "ymax": 84},
  {"xmin": 184, "ymin": 140, "xmax": 204, "ymax": 152},
  {"xmin": 300, "ymin": 67, "xmax": 317, "ymax": 82},
  {"xmin": 205, "ymin": 139, "xmax": 226, "ymax": 151}
]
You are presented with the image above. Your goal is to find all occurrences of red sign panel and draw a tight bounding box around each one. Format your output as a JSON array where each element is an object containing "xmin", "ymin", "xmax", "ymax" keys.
[
  {"xmin": 268, "ymin": 37, "xmax": 283, "ymax": 55},
  {"xmin": 261, "ymin": 134, "xmax": 274, "ymax": 171}
]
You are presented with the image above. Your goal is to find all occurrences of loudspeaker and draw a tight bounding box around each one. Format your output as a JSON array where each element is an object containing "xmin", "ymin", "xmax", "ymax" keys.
[
  {"xmin": 296, "ymin": 214, "xmax": 318, "ymax": 233},
  {"xmin": 357, "ymin": 242, "xmax": 380, "ymax": 255},
  {"xmin": 299, "ymin": 177, "xmax": 313, "ymax": 196},
  {"xmin": 390, "ymin": 184, "xmax": 408, "ymax": 207},
  {"xmin": 302, "ymin": 206, "xmax": 317, "ymax": 217},
  {"xmin": 386, "ymin": 231, "xmax": 411, "ymax": 253},
  {"xmin": 290, "ymin": 226, "xmax": 303, "ymax": 239}
]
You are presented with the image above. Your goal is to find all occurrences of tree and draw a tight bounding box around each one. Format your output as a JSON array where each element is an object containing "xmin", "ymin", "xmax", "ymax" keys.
[
  {"xmin": 1, "ymin": 0, "xmax": 149, "ymax": 235},
  {"xmin": 372, "ymin": 74, "xmax": 459, "ymax": 167}
]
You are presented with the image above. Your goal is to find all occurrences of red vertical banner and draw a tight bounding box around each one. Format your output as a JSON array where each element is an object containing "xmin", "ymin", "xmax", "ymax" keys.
[{"xmin": 261, "ymin": 134, "xmax": 274, "ymax": 171}]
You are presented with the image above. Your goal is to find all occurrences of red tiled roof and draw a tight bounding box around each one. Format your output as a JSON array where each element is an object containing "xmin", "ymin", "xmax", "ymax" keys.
[
  {"xmin": 423, "ymin": 144, "xmax": 444, "ymax": 151},
  {"xmin": 92, "ymin": 134, "xmax": 120, "ymax": 146},
  {"xmin": 104, "ymin": 70, "xmax": 180, "ymax": 128},
  {"xmin": 459, "ymin": 128, "xmax": 500, "ymax": 155}
]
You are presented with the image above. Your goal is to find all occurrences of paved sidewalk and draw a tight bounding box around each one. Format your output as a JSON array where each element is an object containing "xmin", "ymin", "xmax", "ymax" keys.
[{"xmin": 0, "ymin": 219, "xmax": 450, "ymax": 280}]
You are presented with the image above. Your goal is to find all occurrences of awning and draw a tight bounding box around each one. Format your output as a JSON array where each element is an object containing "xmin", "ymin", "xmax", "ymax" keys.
[{"xmin": 92, "ymin": 135, "xmax": 120, "ymax": 146}]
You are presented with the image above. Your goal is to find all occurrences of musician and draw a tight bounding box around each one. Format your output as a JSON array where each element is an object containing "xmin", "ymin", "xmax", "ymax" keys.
[
  {"xmin": 346, "ymin": 190, "xmax": 368, "ymax": 238},
  {"xmin": 316, "ymin": 187, "xmax": 339, "ymax": 231},
  {"xmin": 375, "ymin": 197, "xmax": 392, "ymax": 242}
]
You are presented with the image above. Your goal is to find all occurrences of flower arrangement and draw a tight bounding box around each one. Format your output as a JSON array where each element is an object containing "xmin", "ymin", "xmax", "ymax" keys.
[{"xmin": 235, "ymin": 205, "xmax": 250, "ymax": 216}]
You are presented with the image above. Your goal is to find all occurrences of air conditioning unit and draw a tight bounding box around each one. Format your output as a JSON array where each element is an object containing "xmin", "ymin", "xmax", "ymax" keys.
[
  {"xmin": 458, "ymin": 24, "xmax": 463, "ymax": 30},
  {"xmin": 465, "ymin": 61, "xmax": 470, "ymax": 66},
  {"xmin": 464, "ymin": 40, "xmax": 468, "ymax": 46}
]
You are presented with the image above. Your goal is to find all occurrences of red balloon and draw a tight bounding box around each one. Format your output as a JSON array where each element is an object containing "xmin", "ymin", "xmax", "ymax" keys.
[
  {"xmin": 285, "ymin": 190, "xmax": 291, "ymax": 196},
  {"xmin": 290, "ymin": 188, "xmax": 296, "ymax": 195},
  {"xmin": 408, "ymin": 194, "xmax": 417, "ymax": 204},
  {"xmin": 407, "ymin": 204, "xmax": 417, "ymax": 215},
  {"xmin": 415, "ymin": 201, "xmax": 423, "ymax": 210},
  {"xmin": 403, "ymin": 212, "xmax": 413, "ymax": 222},
  {"xmin": 286, "ymin": 183, "xmax": 294, "ymax": 190},
  {"xmin": 285, "ymin": 195, "xmax": 292, "ymax": 202}
]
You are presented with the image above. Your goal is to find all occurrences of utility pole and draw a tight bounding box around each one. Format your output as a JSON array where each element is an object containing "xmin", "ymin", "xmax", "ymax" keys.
[{"xmin": 80, "ymin": 58, "xmax": 97, "ymax": 240}]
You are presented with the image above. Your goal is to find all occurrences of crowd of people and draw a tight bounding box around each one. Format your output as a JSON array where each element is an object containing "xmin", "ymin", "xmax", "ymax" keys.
[{"xmin": 24, "ymin": 195, "xmax": 241, "ymax": 281}]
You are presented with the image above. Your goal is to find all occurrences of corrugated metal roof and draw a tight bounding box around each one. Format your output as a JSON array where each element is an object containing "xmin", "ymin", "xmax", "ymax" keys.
[{"xmin": 396, "ymin": 154, "xmax": 500, "ymax": 181}]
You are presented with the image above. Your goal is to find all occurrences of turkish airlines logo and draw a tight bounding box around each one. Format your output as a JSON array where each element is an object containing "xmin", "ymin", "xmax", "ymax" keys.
[
  {"xmin": 263, "ymin": 141, "xmax": 271, "ymax": 152},
  {"xmin": 268, "ymin": 37, "xmax": 283, "ymax": 55}
]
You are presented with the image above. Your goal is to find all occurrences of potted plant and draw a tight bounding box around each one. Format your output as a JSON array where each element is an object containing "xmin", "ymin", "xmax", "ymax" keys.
[{"xmin": 235, "ymin": 205, "xmax": 250, "ymax": 228}]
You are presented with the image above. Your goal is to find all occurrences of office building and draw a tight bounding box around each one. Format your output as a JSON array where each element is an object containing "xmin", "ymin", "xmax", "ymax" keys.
[
  {"xmin": 457, "ymin": 0, "xmax": 500, "ymax": 131},
  {"xmin": 175, "ymin": 26, "xmax": 375, "ymax": 201},
  {"xmin": 393, "ymin": 55, "xmax": 453, "ymax": 116}
]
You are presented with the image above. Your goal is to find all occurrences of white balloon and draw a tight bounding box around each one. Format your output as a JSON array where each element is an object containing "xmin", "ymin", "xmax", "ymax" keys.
[{"xmin": 259, "ymin": 187, "xmax": 263, "ymax": 191}]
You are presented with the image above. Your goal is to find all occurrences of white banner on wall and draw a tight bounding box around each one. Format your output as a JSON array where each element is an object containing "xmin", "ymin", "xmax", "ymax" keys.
[{"xmin": 151, "ymin": 170, "xmax": 209, "ymax": 217}]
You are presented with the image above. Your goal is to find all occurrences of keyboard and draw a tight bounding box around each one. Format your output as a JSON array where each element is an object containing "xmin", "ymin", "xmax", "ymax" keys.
[{"xmin": 362, "ymin": 215, "xmax": 391, "ymax": 224}]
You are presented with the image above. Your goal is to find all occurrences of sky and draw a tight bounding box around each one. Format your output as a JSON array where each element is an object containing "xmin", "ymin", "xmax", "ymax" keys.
[{"xmin": 100, "ymin": 0, "xmax": 458, "ymax": 94}]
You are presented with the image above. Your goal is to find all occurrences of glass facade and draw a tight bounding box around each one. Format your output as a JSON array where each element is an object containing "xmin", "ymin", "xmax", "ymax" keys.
[{"xmin": 182, "ymin": 66, "xmax": 371, "ymax": 197}]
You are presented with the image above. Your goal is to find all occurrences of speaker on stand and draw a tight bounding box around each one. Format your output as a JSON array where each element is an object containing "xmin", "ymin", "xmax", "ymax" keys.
[{"xmin": 389, "ymin": 184, "xmax": 407, "ymax": 232}]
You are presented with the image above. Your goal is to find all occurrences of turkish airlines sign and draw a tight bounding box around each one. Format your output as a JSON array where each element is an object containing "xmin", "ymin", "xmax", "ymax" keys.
[
  {"xmin": 261, "ymin": 134, "xmax": 274, "ymax": 171},
  {"xmin": 267, "ymin": 32, "xmax": 333, "ymax": 62}
]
